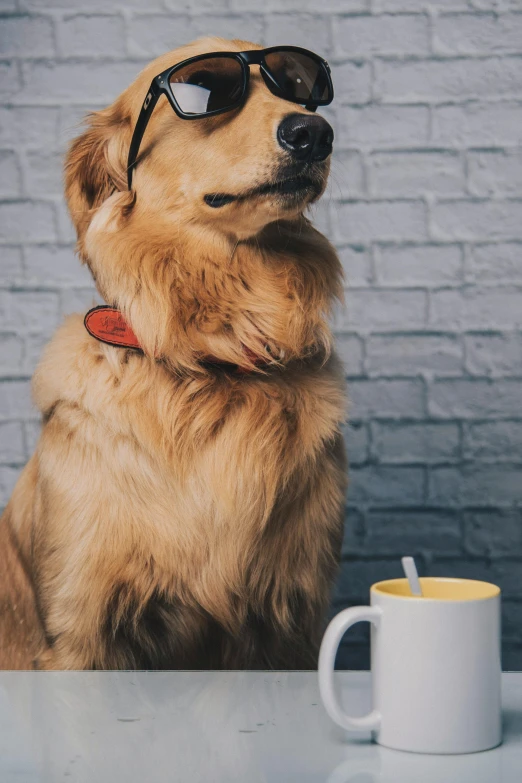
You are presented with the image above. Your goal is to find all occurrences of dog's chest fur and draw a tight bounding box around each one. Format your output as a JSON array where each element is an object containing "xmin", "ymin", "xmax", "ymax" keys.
[{"xmin": 29, "ymin": 314, "xmax": 347, "ymax": 668}]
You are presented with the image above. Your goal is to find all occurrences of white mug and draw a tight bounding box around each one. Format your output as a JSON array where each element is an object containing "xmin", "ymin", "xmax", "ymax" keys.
[{"xmin": 318, "ymin": 577, "xmax": 502, "ymax": 754}]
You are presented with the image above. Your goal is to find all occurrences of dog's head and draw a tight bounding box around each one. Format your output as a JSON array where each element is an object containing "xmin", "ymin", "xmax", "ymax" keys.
[
  {"xmin": 65, "ymin": 37, "xmax": 342, "ymax": 372},
  {"xmin": 66, "ymin": 37, "xmax": 333, "ymax": 245}
]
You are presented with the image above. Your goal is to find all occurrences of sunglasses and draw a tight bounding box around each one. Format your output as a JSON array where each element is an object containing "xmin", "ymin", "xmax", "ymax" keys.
[{"xmin": 126, "ymin": 46, "xmax": 334, "ymax": 189}]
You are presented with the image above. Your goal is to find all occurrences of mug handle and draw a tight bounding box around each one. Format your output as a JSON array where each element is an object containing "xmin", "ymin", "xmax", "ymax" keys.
[{"xmin": 318, "ymin": 605, "xmax": 382, "ymax": 731}]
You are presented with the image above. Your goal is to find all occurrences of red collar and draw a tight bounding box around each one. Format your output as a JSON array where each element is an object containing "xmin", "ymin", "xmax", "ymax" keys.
[{"xmin": 84, "ymin": 306, "xmax": 271, "ymax": 374}]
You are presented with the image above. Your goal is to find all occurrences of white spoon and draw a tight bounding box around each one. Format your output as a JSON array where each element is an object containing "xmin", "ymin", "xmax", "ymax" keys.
[{"xmin": 401, "ymin": 556, "xmax": 423, "ymax": 597}]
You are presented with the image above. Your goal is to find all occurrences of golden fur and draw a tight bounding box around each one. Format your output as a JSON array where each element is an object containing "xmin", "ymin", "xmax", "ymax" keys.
[{"xmin": 0, "ymin": 37, "xmax": 348, "ymax": 670}]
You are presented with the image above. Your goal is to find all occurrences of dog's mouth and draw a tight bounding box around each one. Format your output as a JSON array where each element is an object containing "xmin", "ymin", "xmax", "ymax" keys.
[{"xmin": 204, "ymin": 175, "xmax": 323, "ymax": 209}]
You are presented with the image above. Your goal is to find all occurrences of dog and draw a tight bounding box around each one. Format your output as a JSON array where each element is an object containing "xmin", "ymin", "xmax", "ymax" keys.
[{"xmin": 0, "ymin": 37, "xmax": 348, "ymax": 670}]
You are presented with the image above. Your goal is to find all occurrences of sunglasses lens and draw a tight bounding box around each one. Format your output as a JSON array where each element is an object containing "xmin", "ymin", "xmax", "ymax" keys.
[
  {"xmin": 169, "ymin": 57, "xmax": 244, "ymax": 115},
  {"xmin": 264, "ymin": 50, "xmax": 331, "ymax": 104}
]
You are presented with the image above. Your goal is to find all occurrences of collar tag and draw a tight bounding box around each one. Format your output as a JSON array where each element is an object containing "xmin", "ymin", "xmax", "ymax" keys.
[{"xmin": 84, "ymin": 306, "xmax": 141, "ymax": 350}]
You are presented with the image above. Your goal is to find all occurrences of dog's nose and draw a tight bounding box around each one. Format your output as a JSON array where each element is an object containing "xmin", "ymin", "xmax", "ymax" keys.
[{"xmin": 277, "ymin": 113, "xmax": 334, "ymax": 162}]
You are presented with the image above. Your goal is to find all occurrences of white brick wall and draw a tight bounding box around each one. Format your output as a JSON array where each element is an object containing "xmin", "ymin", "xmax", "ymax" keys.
[{"xmin": 1, "ymin": 1, "xmax": 522, "ymax": 669}]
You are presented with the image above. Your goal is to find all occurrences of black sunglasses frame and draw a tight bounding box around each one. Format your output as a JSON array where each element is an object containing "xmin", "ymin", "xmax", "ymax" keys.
[{"xmin": 126, "ymin": 45, "xmax": 334, "ymax": 190}]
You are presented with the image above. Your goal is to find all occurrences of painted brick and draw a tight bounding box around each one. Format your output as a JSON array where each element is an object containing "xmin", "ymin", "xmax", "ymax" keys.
[
  {"xmin": 432, "ymin": 200, "xmax": 522, "ymax": 242},
  {"xmin": 341, "ymin": 508, "xmax": 366, "ymax": 557},
  {"xmin": 369, "ymin": 151, "xmax": 464, "ymax": 197},
  {"xmin": 0, "ymin": 334, "xmax": 23, "ymax": 376},
  {"xmin": 0, "ymin": 15, "xmax": 55, "ymax": 58},
  {"xmin": 429, "ymin": 378, "xmax": 522, "ymax": 419},
  {"xmin": 335, "ymin": 333, "xmax": 364, "ymax": 375},
  {"xmin": 334, "ymin": 14, "xmax": 429, "ymax": 58},
  {"xmin": 330, "ymin": 61, "xmax": 372, "ymax": 104},
  {"xmin": 372, "ymin": 421, "xmax": 460, "ymax": 463},
  {"xmin": 468, "ymin": 150, "xmax": 522, "ymax": 197},
  {"xmin": 0, "ymin": 150, "xmax": 22, "ymax": 197},
  {"xmin": 375, "ymin": 57, "xmax": 522, "ymax": 103},
  {"xmin": 337, "ymin": 289, "xmax": 426, "ymax": 331},
  {"xmin": 464, "ymin": 332, "xmax": 522, "ymax": 376},
  {"xmin": 467, "ymin": 243, "xmax": 522, "ymax": 284},
  {"xmin": 20, "ymin": 0, "xmax": 165, "ymax": 8},
  {"xmin": 128, "ymin": 15, "xmax": 199, "ymax": 58},
  {"xmin": 430, "ymin": 287, "xmax": 522, "ymax": 330},
  {"xmin": 334, "ymin": 635, "xmax": 371, "ymax": 670},
  {"xmin": 23, "ymin": 151, "xmax": 63, "ymax": 197},
  {"xmin": 191, "ymin": 14, "xmax": 264, "ymax": 44},
  {"xmin": 501, "ymin": 602, "xmax": 522, "ymax": 643},
  {"xmin": 329, "ymin": 151, "xmax": 365, "ymax": 199},
  {"xmin": 464, "ymin": 509, "xmax": 522, "ymax": 557},
  {"xmin": 330, "ymin": 613, "xmax": 370, "ymax": 653},
  {"xmin": 335, "ymin": 201, "xmax": 427, "ymax": 243},
  {"xmin": 367, "ymin": 334, "xmax": 463, "ymax": 377},
  {"xmin": 0, "ymin": 421, "xmax": 25, "ymax": 463},
  {"xmin": 348, "ymin": 379, "xmax": 425, "ymax": 420},
  {"xmin": 334, "ymin": 558, "xmax": 403, "ymax": 603},
  {"xmin": 57, "ymin": 15, "xmax": 126, "ymax": 59},
  {"xmin": 0, "ymin": 290, "xmax": 59, "ymax": 333},
  {"xmin": 164, "ymin": 0, "xmax": 228, "ymax": 9},
  {"xmin": 375, "ymin": 244, "xmax": 462, "ymax": 287},
  {"xmin": 365, "ymin": 509, "xmax": 462, "ymax": 554},
  {"xmin": 23, "ymin": 419, "xmax": 40, "ymax": 456},
  {"xmin": 21, "ymin": 61, "xmax": 139, "ymax": 104},
  {"xmin": 349, "ymin": 465, "xmax": 425, "ymax": 505},
  {"xmin": 264, "ymin": 14, "xmax": 331, "ymax": 54},
  {"xmin": 55, "ymin": 201, "xmax": 77, "ymax": 244},
  {"xmin": 374, "ymin": 0, "xmax": 469, "ymax": 9},
  {"xmin": 338, "ymin": 105, "xmax": 430, "ymax": 147},
  {"xmin": 342, "ymin": 421, "xmax": 369, "ymax": 465},
  {"xmin": 308, "ymin": 200, "xmax": 330, "ymax": 235},
  {"xmin": 492, "ymin": 600, "xmax": 522, "ymax": 648},
  {"xmin": 432, "ymin": 102, "xmax": 522, "ymax": 147},
  {"xmin": 0, "ymin": 201, "xmax": 56, "ymax": 243},
  {"xmin": 230, "ymin": 0, "xmax": 368, "ymax": 10},
  {"xmin": 24, "ymin": 245, "xmax": 91, "ymax": 286},
  {"xmin": 0, "ymin": 379, "xmax": 34, "ymax": 420},
  {"xmin": 472, "ymin": 1, "xmax": 522, "ymax": 9},
  {"xmin": 463, "ymin": 421, "xmax": 522, "ymax": 461},
  {"xmin": 0, "ymin": 465, "xmax": 21, "ymax": 507},
  {"xmin": 434, "ymin": 13, "xmax": 522, "ymax": 56},
  {"xmin": 59, "ymin": 287, "xmax": 99, "ymax": 318},
  {"xmin": 0, "ymin": 246, "xmax": 23, "ymax": 283},
  {"xmin": 429, "ymin": 465, "xmax": 522, "ymax": 505},
  {"xmin": 488, "ymin": 561, "xmax": 522, "ymax": 600},
  {"xmin": 338, "ymin": 246, "xmax": 373, "ymax": 287},
  {"xmin": 0, "ymin": 61, "xmax": 21, "ymax": 98},
  {"xmin": 504, "ymin": 645, "xmax": 522, "ymax": 672},
  {"xmin": 0, "ymin": 106, "xmax": 59, "ymax": 148}
]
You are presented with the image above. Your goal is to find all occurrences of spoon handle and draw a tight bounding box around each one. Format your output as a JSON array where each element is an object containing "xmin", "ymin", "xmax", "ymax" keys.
[{"xmin": 401, "ymin": 556, "xmax": 423, "ymax": 596}]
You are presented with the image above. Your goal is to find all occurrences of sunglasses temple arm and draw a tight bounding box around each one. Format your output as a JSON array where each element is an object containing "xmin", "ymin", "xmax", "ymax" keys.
[{"xmin": 127, "ymin": 84, "xmax": 161, "ymax": 190}]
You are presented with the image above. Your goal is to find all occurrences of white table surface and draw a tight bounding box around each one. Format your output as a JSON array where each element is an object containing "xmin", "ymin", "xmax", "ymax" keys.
[{"xmin": 0, "ymin": 671, "xmax": 521, "ymax": 782}]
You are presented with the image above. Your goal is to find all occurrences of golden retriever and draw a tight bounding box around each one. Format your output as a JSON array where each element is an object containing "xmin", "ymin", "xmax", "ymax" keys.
[{"xmin": 0, "ymin": 37, "xmax": 348, "ymax": 670}]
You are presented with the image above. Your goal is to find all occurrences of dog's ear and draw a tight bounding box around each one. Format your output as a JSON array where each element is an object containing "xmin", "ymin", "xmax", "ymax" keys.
[{"xmin": 64, "ymin": 100, "xmax": 132, "ymax": 260}]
